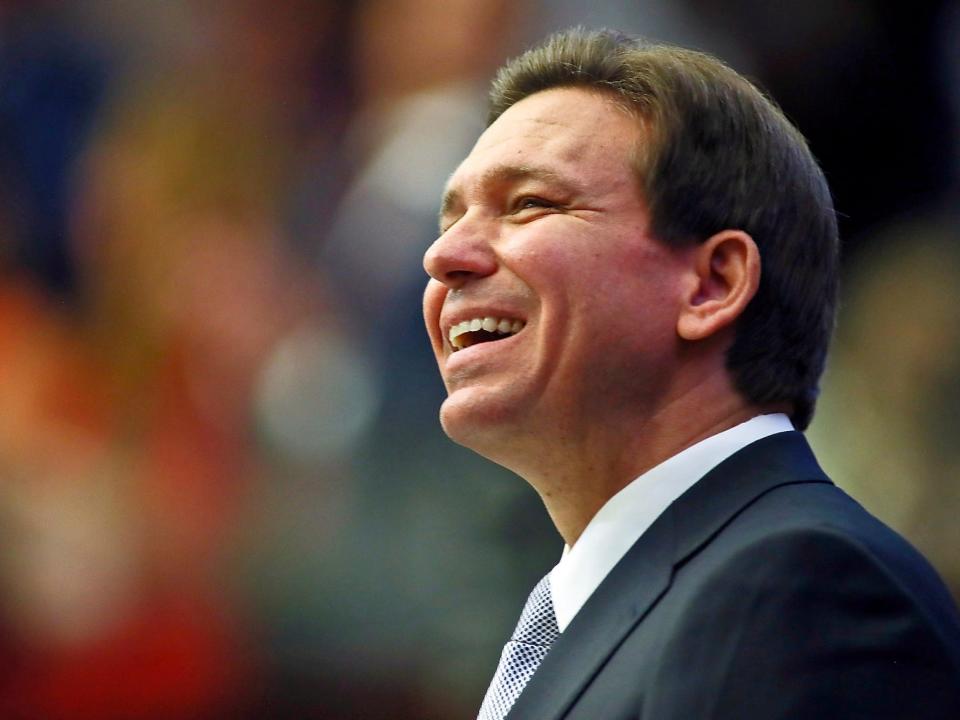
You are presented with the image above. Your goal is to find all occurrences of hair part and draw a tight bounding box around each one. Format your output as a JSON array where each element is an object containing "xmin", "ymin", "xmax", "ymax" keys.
[{"xmin": 488, "ymin": 28, "xmax": 839, "ymax": 430}]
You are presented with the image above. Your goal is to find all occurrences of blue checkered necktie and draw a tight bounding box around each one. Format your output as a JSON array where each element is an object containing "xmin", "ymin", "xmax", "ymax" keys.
[{"xmin": 478, "ymin": 573, "xmax": 560, "ymax": 720}]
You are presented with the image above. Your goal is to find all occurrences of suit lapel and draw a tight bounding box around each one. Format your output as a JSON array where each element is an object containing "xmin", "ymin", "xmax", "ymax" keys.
[
  {"xmin": 670, "ymin": 431, "xmax": 830, "ymax": 563},
  {"xmin": 507, "ymin": 503, "xmax": 675, "ymax": 719},
  {"xmin": 507, "ymin": 432, "xmax": 831, "ymax": 719}
]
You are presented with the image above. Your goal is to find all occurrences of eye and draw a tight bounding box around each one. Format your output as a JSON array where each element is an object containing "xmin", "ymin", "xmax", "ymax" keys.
[{"xmin": 514, "ymin": 196, "xmax": 555, "ymax": 212}]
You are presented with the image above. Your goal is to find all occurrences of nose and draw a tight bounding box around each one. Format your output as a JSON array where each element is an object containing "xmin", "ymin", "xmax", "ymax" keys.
[{"xmin": 423, "ymin": 218, "xmax": 497, "ymax": 289}]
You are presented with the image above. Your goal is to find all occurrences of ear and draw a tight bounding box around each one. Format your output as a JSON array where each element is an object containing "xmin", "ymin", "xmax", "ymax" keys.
[{"xmin": 677, "ymin": 230, "xmax": 760, "ymax": 342}]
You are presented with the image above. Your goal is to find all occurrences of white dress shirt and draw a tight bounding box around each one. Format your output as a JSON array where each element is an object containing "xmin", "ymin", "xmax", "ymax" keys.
[{"xmin": 549, "ymin": 413, "xmax": 795, "ymax": 631}]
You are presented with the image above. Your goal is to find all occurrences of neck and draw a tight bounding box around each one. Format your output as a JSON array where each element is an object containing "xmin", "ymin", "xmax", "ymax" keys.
[{"xmin": 515, "ymin": 376, "xmax": 776, "ymax": 547}]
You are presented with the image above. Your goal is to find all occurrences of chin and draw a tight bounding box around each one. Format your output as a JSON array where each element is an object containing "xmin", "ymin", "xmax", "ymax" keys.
[{"xmin": 438, "ymin": 391, "xmax": 530, "ymax": 461}]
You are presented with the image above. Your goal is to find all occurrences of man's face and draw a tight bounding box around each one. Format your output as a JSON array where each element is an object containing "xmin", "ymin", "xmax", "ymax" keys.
[{"xmin": 423, "ymin": 87, "xmax": 689, "ymax": 458}]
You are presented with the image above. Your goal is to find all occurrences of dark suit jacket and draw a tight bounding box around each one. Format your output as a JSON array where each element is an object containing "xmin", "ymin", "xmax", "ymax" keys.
[{"xmin": 508, "ymin": 432, "xmax": 960, "ymax": 719}]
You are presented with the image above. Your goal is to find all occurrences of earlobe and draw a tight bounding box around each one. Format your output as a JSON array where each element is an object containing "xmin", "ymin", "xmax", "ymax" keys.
[{"xmin": 677, "ymin": 230, "xmax": 760, "ymax": 342}]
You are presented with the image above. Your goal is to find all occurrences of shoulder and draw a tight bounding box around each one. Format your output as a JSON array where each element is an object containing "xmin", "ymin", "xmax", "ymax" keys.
[
  {"xmin": 651, "ymin": 483, "xmax": 960, "ymax": 717},
  {"xmin": 686, "ymin": 480, "xmax": 960, "ymax": 644}
]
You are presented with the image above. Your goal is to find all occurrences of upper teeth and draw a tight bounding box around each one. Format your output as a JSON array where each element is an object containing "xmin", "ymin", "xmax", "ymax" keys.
[{"xmin": 449, "ymin": 316, "xmax": 525, "ymax": 350}]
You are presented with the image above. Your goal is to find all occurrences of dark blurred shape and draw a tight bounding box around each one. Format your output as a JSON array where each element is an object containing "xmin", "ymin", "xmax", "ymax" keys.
[
  {"xmin": 686, "ymin": 0, "xmax": 957, "ymax": 257},
  {"xmin": 0, "ymin": 3, "xmax": 109, "ymax": 296},
  {"xmin": 810, "ymin": 206, "xmax": 960, "ymax": 601}
]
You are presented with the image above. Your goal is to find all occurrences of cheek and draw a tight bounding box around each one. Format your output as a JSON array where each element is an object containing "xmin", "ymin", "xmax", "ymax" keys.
[
  {"xmin": 574, "ymin": 257, "xmax": 682, "ymax": 344},
  {"xmin": 520, "ymin": 240, "xmax": 600, "ymax": 286}
]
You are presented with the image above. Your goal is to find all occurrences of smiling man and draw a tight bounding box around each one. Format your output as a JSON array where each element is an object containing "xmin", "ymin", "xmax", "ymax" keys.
[{"xmin": 422, "ymin": 29, "xmax": 960, "ymax": 720}]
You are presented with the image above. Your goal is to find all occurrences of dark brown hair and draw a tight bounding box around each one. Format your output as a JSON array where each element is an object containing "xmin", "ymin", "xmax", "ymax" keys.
[{"xmin": 488, "ymin": 28, "xmax": 839, "ymax": 429}]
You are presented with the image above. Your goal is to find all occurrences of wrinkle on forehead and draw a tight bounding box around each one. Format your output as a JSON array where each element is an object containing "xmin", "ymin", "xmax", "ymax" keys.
[{"xmin": 476, "ymin": 115, "xmax": 587, "ymax": 154}]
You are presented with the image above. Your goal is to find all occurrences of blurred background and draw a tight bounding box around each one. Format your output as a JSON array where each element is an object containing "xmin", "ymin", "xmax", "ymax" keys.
[{"xmin": 0, "ymin": 0, "xmax": 957, "ymax": 717}]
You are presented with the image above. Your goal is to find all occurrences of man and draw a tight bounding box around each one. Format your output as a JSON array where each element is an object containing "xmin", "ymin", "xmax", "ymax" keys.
[{"xmin": 422, "ymin": 28, "xmax": 960, "ymax": 719}]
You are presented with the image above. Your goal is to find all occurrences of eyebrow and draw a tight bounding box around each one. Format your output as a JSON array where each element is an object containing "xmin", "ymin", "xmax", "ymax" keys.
[{"xmin": 438, "ymin": 164, "xmax": 584, "ymax": 231}]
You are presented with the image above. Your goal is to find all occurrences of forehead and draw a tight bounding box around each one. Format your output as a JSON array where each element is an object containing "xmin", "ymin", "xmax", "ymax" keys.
[{"xmin": 442, "ymin": 87, "xmax": 641, "ymax": 208}]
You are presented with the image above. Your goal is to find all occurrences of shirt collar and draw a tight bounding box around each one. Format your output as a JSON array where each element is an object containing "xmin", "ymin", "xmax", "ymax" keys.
[{"xmin": 549, "ymin": 413, "xmax": 794, "ymax": 631}]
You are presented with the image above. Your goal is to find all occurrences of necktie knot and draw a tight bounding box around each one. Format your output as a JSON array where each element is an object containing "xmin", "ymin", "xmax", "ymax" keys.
[
  {"xmin": 512, "ymin": 574, "xmax": 560, "ymax": 647},
  {"xmin": 478, "ymin": 573, "xmax": 559, "ymax": 720}
]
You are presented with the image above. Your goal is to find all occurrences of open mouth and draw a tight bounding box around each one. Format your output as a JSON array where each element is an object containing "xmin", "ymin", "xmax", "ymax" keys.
[{"xmin": 449, "ymin": 316, "xmax": 525, "ymax": 351}]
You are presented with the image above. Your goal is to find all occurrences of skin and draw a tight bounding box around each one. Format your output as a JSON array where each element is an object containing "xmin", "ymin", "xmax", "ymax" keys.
[{"xmin": 423, "ymin": 87, "xmax": 765, "ymax": 546}]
